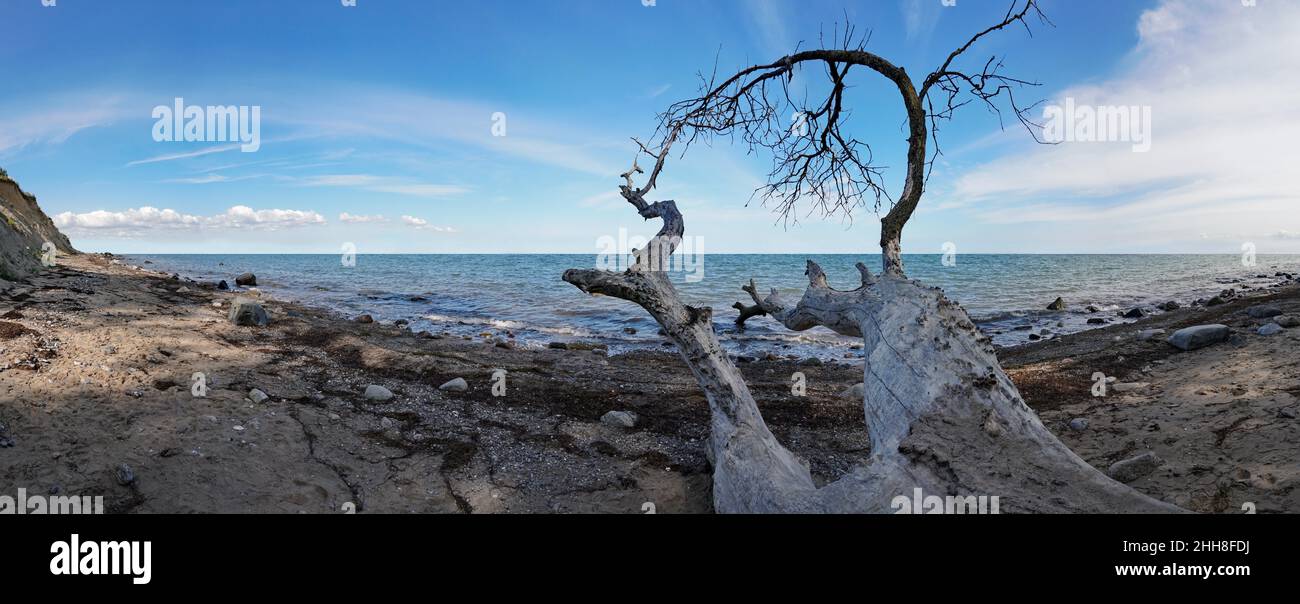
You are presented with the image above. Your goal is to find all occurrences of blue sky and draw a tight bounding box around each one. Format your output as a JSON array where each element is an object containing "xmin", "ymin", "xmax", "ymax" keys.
[{"xmin": 2, "ymin": 0, "xmax": 1296, "ymax": 254}]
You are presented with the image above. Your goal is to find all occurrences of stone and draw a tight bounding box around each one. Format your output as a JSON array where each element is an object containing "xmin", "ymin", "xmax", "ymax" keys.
[
  {"xmin": 356, "ymin": 314, "xmax": 374, "ymax": 324},
  {"xmin": 1258, "ymin": 323, "xmax": 1283, "ymax": 336},
  {"xmin": 363, "ymin": 385, "xmax": 394, "ymax": 401},
  {"xmin": 1159, "ymin": 301, "xmax": 1180, "ymax": 311},
  {"xmin": 1166, "ymin": 324, "xmax": 1230, "ymax": 351},
  {"xmin": 840, "ymin": 383, "xmax": 865, "ymax": 400},
  {"xmin": 1136, "ymin": 328, "xmax": 1166, "ymax": 341},
  {"xmin": 115, "ymin": 464, "xmax": 136, "ymax": 486},
  {"xmin": 235, "ymin": 273, "xmax": 257, "ymax": 287},
  {"xmin": 1122, "ymin": 307, "xmax": 1145, "ymax": 319},
  {"xmin": 1246, "ymin": 304, "xmax": 1283, "ymax": 319},
  {"xmin": 1107, "ymin": 452, "xmax": 1162, "ymax": 483},
  {"xmin": 227, "ymin": 298, "xmax": 269, "ymax": 327},
  {"xmin": 217, "ymin": 280, "xmax": 229, "ymax": 290},
  {"xmin": 600, "ymin": 410, "xmax": 638, "ymax": 429},
  {"xmin": 1087, "ymin": 318, "xmax": 1108, "ymax": 325},
  {"xmin": 1274, "ymin": 315, "xmax": 1299, "ymax": 328},
  {"xmin": 249, "ymin": 388, "xmax": 269, "ymax": 404},
  {"xmin": 1046, "ymin": 297, "xmax": 1066, "ymax": 311},
  {"xmin": 1067, "ymin": 418, "xmax": 1089, "ymax": 432},
  {"xmin": 439, "ymin": 378, "xmax": 468, "ymax": 392}
]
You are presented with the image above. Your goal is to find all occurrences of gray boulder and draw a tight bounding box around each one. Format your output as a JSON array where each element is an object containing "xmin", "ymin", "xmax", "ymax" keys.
[
  {"xmin": 1067, "ymin": 418, "xmax": 1089, "ymax": 432},
  {"xmin": 235, "ymin": 272, "xmax": 257, "ymax": 287},
  {"xmin": 438, "ymin": 377, "xmax": 468, "ymax": 392},
  {"xmin": 249, "ymin": 388, "xmax": 269, "ymax": 404},
  {"xmin": 228, "ymin": 298, "xmax": 269, "ymax": 327},
  {"xmin": 1246, "ymin": 304, "xmax": 1283, "ymax": 319},
  {"xmin": 1274, "ymin": 315, "xmax": 1299, "ymax": 328},
  {"xmin": 1166, "ymin": 324, "xmax": 1230, "ymax": 351},
  {"xmin": 1258, "ymin": 323, "xmax": 1283, "ymax": 336},
  {"xmin": 363, "ymin": 385, "xmax": 394, "ymax": 401},
  {"xmin": 1046, "ymin": 297, "xmax": 1066, "ymax": 311},
  {"xmin": 600, "ymin": 410, "xmax": 638, "ymax": 429},
  {"xmin": 1108, "ymin": 452, "xmax": 1162, "ymax": 483}
]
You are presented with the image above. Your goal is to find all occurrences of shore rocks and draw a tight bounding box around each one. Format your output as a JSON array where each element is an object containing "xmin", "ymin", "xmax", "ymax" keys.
[
  {"xmin": 249, "ymin": 389, "xmax": 269, "ymax": 404},
  {"xmin": 363, "ymin": 385, "xmax": 394, "ymax": 401},
  {"xmin": 1046, "ymin": 297, "xmax": 1066, "ymax": 311},
  {"xmin": 1122, "ymin": 307, "xmax": 1146, "ymax": 319},
  {"xmin": 1159, "ymin": 301, "xmax": 1181, "ymax": 311},
  {"xmin": 235, "ymin": 273, "xmax": 257, "ymax": 287},
  {"xmin": 1107, "ymin": 452, "xmax": 1162, "ymax": 483},
  {"xmin": 439, "ymin": 377, "xmax": 468, "ymax": 392},
  {"xmin": 840, "ymin": 383, "xmax": 865, "ymax": 400},
  {"xmin": 1246, "ymin": 304, "xmax": 1283, "ymax": 319},
  {"xmin": 1258, "ymin": 323, "xmax": 1283, "ymax": 336},
  {"xmin": 228, "ymin": 298, "xmax": 269, "ymax": 327},
  {"xmin": 1167, "ymin": 324, "xmax": 1230, "ymax": 351},
  {"xmin": 1275, "ymin": 315, "xmax": 1299, "ymax": 328},
  {"xmin": 355, "ymin": 314, "xmax": 374, "ymax": 324},
  {"xmin": 1068, "ymin": 418, "xmax": 1089, "ymax": 431},
  {"xmin": 1087, "ymin": 318, "xmax": 1108, "ymax": 325},
  {"xmin": 1136, "ymin": 328, "xmax": 1166, "ymax": 341},
  {"xmin": 217, "ymin": 280, "xmax": 229, "ymax": 291},
  {"xmin": 115, "ymin": 463, "xmax": 136, "ymax": 486},
  {"xmin": 600, "ymin": 410, "xmax": 638, "ymax": 429}
]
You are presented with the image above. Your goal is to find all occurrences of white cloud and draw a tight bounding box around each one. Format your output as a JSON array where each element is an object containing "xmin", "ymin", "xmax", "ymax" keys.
[
  {"xmin": 53, "ymin": 205, "xmax": 325, "ymax": 237},
  {"xmin": 943, "ymin": 0, "xmax": 1300, "ymax": 250},
  {"xmin": 339, "ymin": 212, "xmax": 388, "ymax": 223},
  {"xmin": 401, "ymin": 215, "xmax": 456, "ymax": 233}
]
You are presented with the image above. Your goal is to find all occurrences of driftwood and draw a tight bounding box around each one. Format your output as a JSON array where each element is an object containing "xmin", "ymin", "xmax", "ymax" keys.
[{"xmin": 565, "ymin": 1, "xmax": 1180, "ymax": 513}]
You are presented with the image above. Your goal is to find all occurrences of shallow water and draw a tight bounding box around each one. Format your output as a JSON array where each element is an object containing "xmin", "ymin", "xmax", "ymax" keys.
[{"xmin": 124, "ymin": 253, "xmax": 1300, "ymax": 359}]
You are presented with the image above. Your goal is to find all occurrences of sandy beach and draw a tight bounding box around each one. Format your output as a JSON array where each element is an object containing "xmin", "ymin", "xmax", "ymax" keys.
[{"xmin": 1, "ymin": 252, "xmax": 1297, "ymax": 513}]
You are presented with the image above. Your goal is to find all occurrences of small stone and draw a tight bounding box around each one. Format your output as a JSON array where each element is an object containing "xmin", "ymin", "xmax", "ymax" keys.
[
  {"xmin": 356, "ymin": 314, "xmax": 374, "ymax": 324},
  {"xmin": 249, "ymin": 388, "xmax": 269, "ymax": 404},
  {"xmin": 1122, "ymin": 307, "xmax": 1145, "ymax": 319},
  {"xmin": 547, "ymin": 342, "xmax": 569, "ymax": 350},
  {"xmin": 364, "ymin": 385, "xmax": 394, "ymax": 401},
  {"xmin": 798, "ymin": 357, "xmax": 824, "ymax": 367},
  {"xmin": 1275, "ymin": 315, "xmax": 1299, "ymax": 328},
  {"xmin": 1108, "ymin": 452, "xmax": 1162, "ymax": 483},
  {"xmin": 840, "ymin": 383, "xmax": 865, "ymax": 400},
  {"xmin": 600, "ymin": 410, "xmax": 638, "ymax": 429},
  {"xmin": 217, "ymin": 280, "xmax": 229, "ymax": 290},
  {"xmin": 1068, "ymin": 418, "xmax": 1089, "ymax": 431},
  {"xmin": 439, "ymin": 378, "xmax": 468, "ymax": 392},
  {"xmin": 622, "ymin": 327, "xmax": 637, "ymax": 335},
  {"xmin": 235, "ymin": 273, "xmax": 257, "ymax": 287},
  {"xmin": 1159, "ymin": 301, "xmax": 1181, "ymax": 311},
  {"xmin": 1136, "ymin": 328, "xmax": 1166, "ymax": 341},
  {"xmin": 1046, "ymin": 297, "xmax": 1066, "ymax": 311},
  {"xmin": 115, "ymin": 464, "xmax": 136, "ymax": 486},
  {"xmin": 1246, "ymin": 304, "xmax": 1283, "ymax": 319},
  {"xmin": 1087, "ymin": 318, "xmax": 1108, "ymax": 325},
  {"xmin": 1258, "ymin": 323, "xmax": 1283, "ymax": 336}
]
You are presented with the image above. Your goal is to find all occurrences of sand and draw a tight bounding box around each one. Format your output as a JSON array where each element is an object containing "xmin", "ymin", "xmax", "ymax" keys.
[{"xmin": 0, "ymin": 253, "xmax": 1296, "ymax": 513}]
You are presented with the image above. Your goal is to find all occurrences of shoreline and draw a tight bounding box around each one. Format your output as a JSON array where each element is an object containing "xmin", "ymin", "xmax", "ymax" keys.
[{"xmin": 1, "ymin": 253, "xmax": 1297, "ymax": 513}]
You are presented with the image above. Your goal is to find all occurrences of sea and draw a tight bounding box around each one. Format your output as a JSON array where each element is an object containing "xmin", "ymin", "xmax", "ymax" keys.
[{"xmin": 121, "ymin": 254, "xmax": 1300, "ymax": 360}]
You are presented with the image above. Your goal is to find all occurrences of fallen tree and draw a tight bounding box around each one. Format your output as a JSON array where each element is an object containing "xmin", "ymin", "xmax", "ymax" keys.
[{"xmin": 564, "ymin": 1, "xmax": 1181, "ymax": 513}]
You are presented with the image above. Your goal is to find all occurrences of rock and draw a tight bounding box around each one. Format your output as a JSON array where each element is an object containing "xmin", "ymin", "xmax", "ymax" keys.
[
  {"xmin": 235, "ymin": 273, "xmax": 257, "ymax": 287},
  {"xmin": 356, "ymin": 314, "xmax": 374, "ymax": 324},
  {"xmin": 547, "ymin": 342, "xmax": 569, "ymax": 350},
  {"xmin": 363, "ymin": 385, "xmax": 394, "ymax": 401},
  {"xmin": 1159, "ymin": 301, "xmax": 1180, "ymax": 311},
  {"xmin": 1122, "ymin": 307, "xmax": 1146, "ymax": 319},
  {"xmin": 840, "ymin": 383, "xmax": 865, "ymax": 400},
  {"xmin": 1028, "ymin": 334, "xmax": 1041, "ymax": 341},
  {"xmin": 439, "ymin": 378, "xmax": 468, "ymax": 392},
  {"xmin": 217, "ymin": 280, "xmax": 229, "ymax": 290},
  {"xmin": 1046, "ymin": 297, "xmax": 1066, "ymax": 311},
  {"xmin": 1206, "ymin": 296, "xmax": 1227, "ymax": 306},
  {"xmin": 1067, "ymin": 418, "xmax": 1089, "ymax": 432},
  {"xmin": 1166, "ymin": 324, "xmax": 1230, "ymax": 351},
  {"xmin": 249, "ymin": 388, "xmax": 269, "ymax": 404},
  {"xmin": 798, "ymin": 357, "xmax": 824, "ymax": 367},
  {"xmin": 1087, "ymin": 318, "xmax": 1108, "ymax": 325},
  {"xmin": 1085, "ymin": 305, "xmax": 1100, "ymax": 313},
  {"xmin": 227, "ymin": 298, "xmax": 269, "ymax": 327},
  {"xmin": 1136, "ymin": 328, "xmax": 1166, "ymax": 341},
  {"xmin": 212, "ymin": 301, "xmax": 223, "ymax": 308},
  {"xmin": 394, "ymin": 319, "xmax": 409, "ymax": 327},
  {"xmin": 1258, "ymin": 323, "xmax": 1283, "ymax": 336},
  {"xmin": 115, "ymin": 464, "xmax": 136, "ymax": 486},
  {"xmin": 1107, "ymin": 452, "xmax": 1162, "ymax": 483},
  {"xmin": 622, "ymin": 327, "xmax": 637, "ymax": 335},
  {"xmin": 1274, "ymin": 315, "xmax": 1299, "ymax": 328},
  {"xmin": 1246, "ymin": 304, "xmax": 1282, "ymax": 319},
  {"xmin": 600, "ymin": 410, "xmax": 638, "ymax": 429},
  {"xmin": 1279, "ymin": 408, "xmax": 1298, "ymax": 419}
]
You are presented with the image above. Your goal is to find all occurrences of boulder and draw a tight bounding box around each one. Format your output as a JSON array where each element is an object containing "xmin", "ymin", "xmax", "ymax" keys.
[
  {"xmin": 1122, "ymin": 308, "xmax": 1145, "ymax": 319},
  {"xmin": 235, "ymin": 273, "xmax": 257, "ymax": 287},
  {"xmin": 1087, "ymin": 318, "xmax": 1108, "ymax": 325},
  {"xmin": 1107, "ymin": 452, "xmax": 1162, "ymax": 483},
  {"xmin": 1067, "ymin": 418, "xmax": 1089, "ymax": 432},
  {"xmin": 363, "ymin": 385, "xmax": 394, "ymax": 401},
  {"xmin": 439, "ymin": 377, "xmax": 468, "ymax": 392},
  {"xmin": 1275, "ymin": 315, "xmax": 1299, "ymax": 328},
  {"xmin": 1159, "ymin": 301, "xmax": 1180, "ymax": 311},
  {"xmin": 227, "ymin": 298, "xmax": 269, "ymax": 327},
  {"xmin": 600, "ymin": 410, "xmax": 638, "ymax": 429},
  {"xmin": 249, "ymin": 389, "xmax": 269, "ymax": 404},
  {"xmin": 1167, "ymin": 324, "xmax": 1230, "ymax": 351},
  {"xmin": 217, "ymin": 280, "xmax": 229, "ymax": 290},
  {"xmin": 1258, "ymin": 323, "xmax": 1283, "ymax": 336},
  {"xmin": 1246, "ymin": 304, "xmax": 1283, "ymax": 319},
  {"xmin": 1046, "ymin": 297, "xmax": 1066, "ymax": 311},
  {"xmin": 355, "ymin": 314, "xmax": 374, "ymax": 324}
]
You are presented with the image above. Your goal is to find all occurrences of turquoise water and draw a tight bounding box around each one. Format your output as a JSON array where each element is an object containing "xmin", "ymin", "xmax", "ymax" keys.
[{"xmin": 124, "ymin": 254, "xmax": 1300, "ymax": 359}]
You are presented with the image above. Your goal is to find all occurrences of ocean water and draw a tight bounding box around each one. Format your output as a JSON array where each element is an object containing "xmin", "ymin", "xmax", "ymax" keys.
[{"xmin": 123, "ymin": 254, "xmax": 1300, "ymax": 359}]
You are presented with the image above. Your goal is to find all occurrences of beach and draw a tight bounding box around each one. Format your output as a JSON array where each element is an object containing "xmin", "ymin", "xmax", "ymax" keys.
[{"xmin": 1, "ymin": 252, "xmax": 1297, "ymax": 513}]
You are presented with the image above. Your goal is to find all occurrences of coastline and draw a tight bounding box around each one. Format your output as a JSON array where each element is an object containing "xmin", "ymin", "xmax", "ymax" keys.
[{"xmin": 1, "ymin": 253, "xmax": 1296, "ymax": 513}]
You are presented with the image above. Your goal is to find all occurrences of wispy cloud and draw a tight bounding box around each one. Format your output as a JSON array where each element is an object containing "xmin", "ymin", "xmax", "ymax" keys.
[
  {"xmin": 338, "ymin": 212, "xmax": 389, "ymax": 223},
  {"xmin": 401, "ymin": 215, "xmax": 456, "ymax": 232},
  {"xmin": 297, "ymin": 173, "xmax": 470, "ymax": 198},
  {"xmin": 53, "ymin": 205, "xmax": 325, "ymax": 237}
]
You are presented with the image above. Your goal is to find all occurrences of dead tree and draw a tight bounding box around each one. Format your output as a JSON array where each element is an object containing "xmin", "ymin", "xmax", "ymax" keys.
[{"xmin": 564, "ymin": 1, "xmax": 1181, "ymax": 513}]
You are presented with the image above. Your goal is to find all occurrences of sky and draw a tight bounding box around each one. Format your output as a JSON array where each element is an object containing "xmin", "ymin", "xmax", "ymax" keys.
[{"xmin": 1, "ymin": 0, "xmax": 1296, "ymax": 254}]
